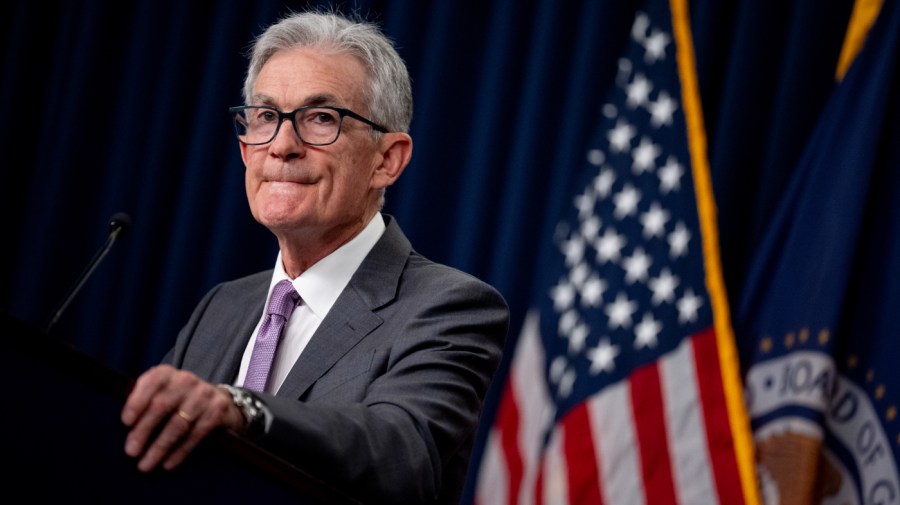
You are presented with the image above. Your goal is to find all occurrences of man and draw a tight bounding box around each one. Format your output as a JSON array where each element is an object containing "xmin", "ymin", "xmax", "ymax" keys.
[{"xmin": 121, "ymin": 11, "xmax": 509, "ymax": 505}]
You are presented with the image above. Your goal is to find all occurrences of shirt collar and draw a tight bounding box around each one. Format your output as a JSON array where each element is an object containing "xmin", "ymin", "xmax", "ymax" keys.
[{"xmin": 269, "ymin": 212, "xmax": 386, "ymax": 319}]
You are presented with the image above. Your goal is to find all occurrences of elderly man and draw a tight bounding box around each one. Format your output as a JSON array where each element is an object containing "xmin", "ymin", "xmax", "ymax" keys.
[{"xmin": 121, "ymin": 10, "xmax": 508, "ymax": 505}]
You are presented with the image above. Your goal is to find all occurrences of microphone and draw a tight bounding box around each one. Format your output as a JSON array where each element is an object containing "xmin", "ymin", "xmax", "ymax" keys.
[{"xmin": 44, "ymin": 212, "xmax": 132, "ymax": 334}]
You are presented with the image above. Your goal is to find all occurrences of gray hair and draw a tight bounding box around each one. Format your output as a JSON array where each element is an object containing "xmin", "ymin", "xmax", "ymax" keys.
[{"xmin": 243, "ymin": 11, "xmax": 413, "ymax": 134}]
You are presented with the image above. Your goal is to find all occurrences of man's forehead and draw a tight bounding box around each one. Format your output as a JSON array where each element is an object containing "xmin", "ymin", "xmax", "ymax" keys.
[{"xmin": 253, "ymin": 48, "xmax": 367, "ymax": 108}]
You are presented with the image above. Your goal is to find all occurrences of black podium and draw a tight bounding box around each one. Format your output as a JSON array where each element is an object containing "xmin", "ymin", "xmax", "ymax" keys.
[{"xmin": 1, "ymin": 312, "xmax": 362, "ymax": 504}]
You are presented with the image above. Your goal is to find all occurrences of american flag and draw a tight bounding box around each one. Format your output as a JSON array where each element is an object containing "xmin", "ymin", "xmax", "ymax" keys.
[{"xmin": 475, "ymin": 1, "xmax": 757, "ymax": 504}]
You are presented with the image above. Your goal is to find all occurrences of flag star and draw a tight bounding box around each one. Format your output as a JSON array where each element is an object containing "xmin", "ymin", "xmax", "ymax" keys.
[
  {"xmin": 587, "ymin": 149, "xmax": 605, "ymax": 166},
  {"xmin": 549, "ymin": 355, "xmax": 567, "ymax": 383},
  {"xmin": 569, "ymin": 262, "xmax": 589, "ymax": 288},
  {"xmin": 631, "ymin": 13, "xmax": 650, "ymax": 43},
  {"xmin": 658, "ymin": 156, "xmax": 683, "ymax": 193},
  {"xmin": 603, "ymin": 103, "xmax": 618, "ymax": 119},
  {"xmin": 648, "ymin": 91, "xmax": 677, "ymax": 127},
  {"xmin": 558, "ymin": 309, "xmax": 578, "ymax": 335},
  {"xmin": 561, "ymin": 235, "xmax": 585, "ymax": 266},
  {"xmin": 632, "ymin": 136, "xmax": 661, "ymax": 174},
  {"xmin": 616, "ymin": 57, "xmax": 633, "ymax": 86},
  {"xmin": 550, "ymin": 279, "xmax": 576, "ymax": 311},
  {"xmin": 608, "ymin": 119, "xmax": 636, "ymax": 153},
  {"xmin": 595, "ymin": 227, "xmax": 626, "ymax": 264},
  {"xmin": 677, "ymin": 288, "xmax": 703, "ymax": 324},
  {"xmin": 580, "ymin": 215, "xmax": 602, "ymax": 241},
  {"xmin": 587, "ymin": 338, "xmax": 620, "ymax": 374},
  {"xmin": 640, "ymin": 202, "xmax": 670, "ymax": 239},
  {"xmin": 613, "ymin": 183, "xmax": 641, "ymax": 219},
  {"xmin": 649, "ymin": 267, "xmax": 679, "ymax": 305},
  {"xmin": 622, "ymin": 247, "xmax": 652, "ymax": 284},
  {"xmin": 634, "ymin": 312, "xmax": 662, "ymax": 349},
  {"xmin": 550, "ymin": 356, "xmax": 575, "ymax": 398},
  {"xmin": 580, "ymin": 275, "xmax": 606, "ymax": 307},
  {"xmin": 568, "ymin": 323, "xmax": 590, "ymax": 354},
  {"xmin": 605, "ymin": 292, "xmax": 637, "ymax": 329},
  {"xmin": 668, "ymin": 221, "xmax": 691, "ymax": 258},
  {"xmin": 593, "ymin": 169, "xmax": 616, "ymax": 198},
  {"xmin": 574, "ymin": 189, "xmax": 596, "ymax": 219},
  {"xmin": 557, "ymin": 368, "xmax": 576, "ymax": 398},
  {"xmin": 644, "ymin": 29, "xmax": 670, "ymax": 63},
  {"xmin": 626, "ymin": 73, "xmax": 653, "ymax": 109}
]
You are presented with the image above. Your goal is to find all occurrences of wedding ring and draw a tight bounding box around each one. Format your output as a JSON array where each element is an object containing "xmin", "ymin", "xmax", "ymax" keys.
[{"xmin": 177, "ymin": 410, "xmax": 194, "ymax": 424}]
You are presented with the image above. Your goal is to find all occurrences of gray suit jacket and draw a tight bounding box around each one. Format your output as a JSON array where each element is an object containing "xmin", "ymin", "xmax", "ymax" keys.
[{"xmin": 164, "ymin": 215, "xmax": 509, "ymax": 504}]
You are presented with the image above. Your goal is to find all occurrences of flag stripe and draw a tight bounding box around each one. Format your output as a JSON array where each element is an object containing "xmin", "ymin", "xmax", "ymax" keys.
[
  {"xmin": 497, "ymin": 380, "xmax": 524, "ymax": 505},
  {"xmin": 475, "ymin": 430, "xmax": 509, "ymax": 505},
  {"xmin": 589, "ymin": 382, "xmax": 645, "ymax": 505},
  {"xmin": 479, "ymin": 310, "xmax": 552, "ymax": 505},
  {"xmin": 562, "ymin": 403, "xmax": 603, "ymax": 505},
  {"xmin": 692, "ymin": 327, "xmax": 746, "ymax": 505},
  {"xmin": 630, "ymin": 363, "xmax": 678, "ymax": 504},
  {"xmin": 513, "ymin": 311, "xmax": 552, "ymax": 505},
  {"xmin": 478, "ymin": 310, "xmax": 551, "ymax": 505},
  {"xmin": 541, "ymin": 427, "xmax": 567, "ymax": 505},
  {"xmin": 661, "ymin": 331, "xmax": 719, "ymax": 504}
]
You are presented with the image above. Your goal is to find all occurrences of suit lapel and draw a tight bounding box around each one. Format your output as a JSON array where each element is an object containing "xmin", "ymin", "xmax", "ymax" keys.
[
  {"xmin": 276, "ymin": 289, "xmax": 383, "ymax": 399},
  {"xmin": 275, "ymin": 215, "xmax": 412, "ymax": 399},
  {"xmin": 195, "ymin": 273, "xmax": 269, "ymax": 384},
  {"xmin": 208, "ymin": 304, "xmax": 263, "ymax": 384}
]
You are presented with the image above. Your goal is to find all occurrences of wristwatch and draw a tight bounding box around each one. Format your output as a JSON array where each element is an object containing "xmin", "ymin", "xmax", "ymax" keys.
[{"xmin": 218, "ymin": 384, "xmax": 268, "ymax": 439}]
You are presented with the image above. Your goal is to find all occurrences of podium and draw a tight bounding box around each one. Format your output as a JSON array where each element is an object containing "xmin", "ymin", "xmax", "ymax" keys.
[{"xmin": 1, "ymin": 312, "xmax": 362, "ymax": 504}]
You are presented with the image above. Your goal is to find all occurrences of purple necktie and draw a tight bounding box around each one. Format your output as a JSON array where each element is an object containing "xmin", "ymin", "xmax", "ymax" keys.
[{"xmin": 244, "ymin": 279, "xmax": 300, "ymax": 392}]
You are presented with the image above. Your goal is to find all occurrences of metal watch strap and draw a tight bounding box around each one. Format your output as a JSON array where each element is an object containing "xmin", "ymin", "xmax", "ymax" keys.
[{"xmin": 219, "ymin": 384, "xmax": 267, "ymax": 439}]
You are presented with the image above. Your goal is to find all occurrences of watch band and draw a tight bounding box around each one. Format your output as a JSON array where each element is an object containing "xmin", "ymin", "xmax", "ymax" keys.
[{"xmin": 218, "ymin": 384, "xmax": 268, "ymax": 439}]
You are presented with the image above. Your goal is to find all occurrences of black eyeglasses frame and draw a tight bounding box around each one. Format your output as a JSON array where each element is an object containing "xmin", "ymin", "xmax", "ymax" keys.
[{"xmin": 229, "ymin": 105, "xmax": 389, "ymax": 146}]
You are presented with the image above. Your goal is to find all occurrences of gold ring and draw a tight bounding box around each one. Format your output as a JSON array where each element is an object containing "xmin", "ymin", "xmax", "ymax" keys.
[{"xmin": 176, "ymin": 410, "xmax": 194, "ymax": 424}]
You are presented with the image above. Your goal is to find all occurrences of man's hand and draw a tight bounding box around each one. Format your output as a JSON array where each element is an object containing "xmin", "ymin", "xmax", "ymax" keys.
[{"xmin": 121, "ymin": 364, "xmax": 245, "ymax": 472}]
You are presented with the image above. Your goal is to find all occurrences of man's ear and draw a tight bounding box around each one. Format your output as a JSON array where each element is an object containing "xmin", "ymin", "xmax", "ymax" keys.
[
  {"xmin": 371, "ymin": 132, "xmax": 413, "ymax": 190},
  {"xmin": 239, "ymin": 140, "xmax": 249, "ymax": 167}
]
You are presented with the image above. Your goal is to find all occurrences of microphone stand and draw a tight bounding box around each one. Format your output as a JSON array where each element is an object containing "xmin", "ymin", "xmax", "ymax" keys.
[{"xmin": 44, "ymin": 213, "xmax": 131, "ymax": 334}]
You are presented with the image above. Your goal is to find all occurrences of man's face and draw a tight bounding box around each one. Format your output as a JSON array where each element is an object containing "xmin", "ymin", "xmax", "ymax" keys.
[{"xmin": 241, "ymin": 46, "xmax": 382, "ymax": 242}]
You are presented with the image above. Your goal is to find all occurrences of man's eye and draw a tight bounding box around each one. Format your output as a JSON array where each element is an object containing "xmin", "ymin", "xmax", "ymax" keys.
[
  {"xmin": 258, "ymin": 110, "xmax": 278, "ymax": 122},
  {"xmin": 310, "ymin": 111, "xmax": 337, "ymax": 124}
]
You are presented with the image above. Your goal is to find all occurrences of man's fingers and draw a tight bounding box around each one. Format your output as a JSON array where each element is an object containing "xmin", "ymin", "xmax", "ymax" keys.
[
  {"xmin": 161, "ymin": 413, "xmax": 217, "ymax": 470},
  {"xmin": 122, "ymin": 364, "xmax": 178, "ymax": 426},
  {"xmin": 124, "ymin": 374, "xmax": 234, "ymax": 472},
  {"xmin": 162, "ymin": 388, "xmax": 238, "ymax": 469},
  {"xmin": 136, "ymin": 410, "xmax": 196, "ymax": 472},
  {"xmin": 124, "ymin": 386, "xmax": 185, "ymax": 458}
]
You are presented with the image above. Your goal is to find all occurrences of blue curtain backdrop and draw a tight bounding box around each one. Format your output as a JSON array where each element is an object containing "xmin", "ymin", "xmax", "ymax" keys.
[{"xmin": 1, "ymin": 0, "xmax": 863, "ymax": 499}]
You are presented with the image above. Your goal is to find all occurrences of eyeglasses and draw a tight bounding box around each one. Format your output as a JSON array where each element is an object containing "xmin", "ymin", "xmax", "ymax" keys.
[{"xmin": 229, "ymin": 105, "xmax": 389, "ymax": 146}]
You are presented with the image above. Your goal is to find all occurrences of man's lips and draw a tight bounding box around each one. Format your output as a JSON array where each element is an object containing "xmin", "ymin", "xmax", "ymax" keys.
[
  {"xmin": 262, "ymin": 174, "xmax": 319, "ymax": 185},
  {"xmin": 263, "ymin": 181, "xmax": 316, "ymax": 195}
]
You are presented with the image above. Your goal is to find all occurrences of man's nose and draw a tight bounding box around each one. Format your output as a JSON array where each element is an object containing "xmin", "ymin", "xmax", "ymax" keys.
[{"xmin": 268, "ymin": 117, "xmax": 306, "ymax": 158}]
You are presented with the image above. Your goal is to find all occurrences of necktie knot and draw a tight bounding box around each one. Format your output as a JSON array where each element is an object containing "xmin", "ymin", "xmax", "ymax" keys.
[{"xmin": 267, "ymin": 279, "xmax": 300, "ymax": 318}]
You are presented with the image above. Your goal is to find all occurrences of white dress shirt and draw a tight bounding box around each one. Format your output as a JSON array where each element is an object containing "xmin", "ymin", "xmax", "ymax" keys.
[{"xmin": 235, "ymin": 212, "xmax": 386, "ymax": 394}]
